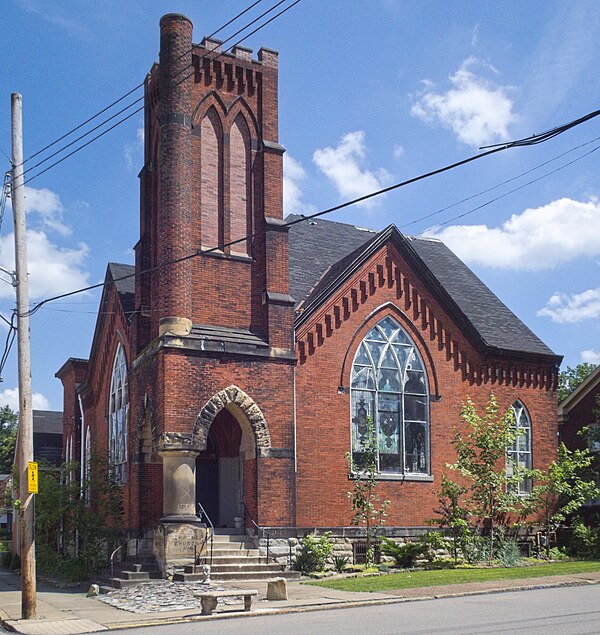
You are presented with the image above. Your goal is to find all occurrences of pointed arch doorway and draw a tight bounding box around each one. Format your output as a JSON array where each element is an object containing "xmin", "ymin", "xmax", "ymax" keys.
[
  {"xmin": 194, "ymin": 386, "xmax": 271, "ymax": 529},
  {"xmin": 195, "ymin": 409, "xmax": 244, "ymax": 528}
]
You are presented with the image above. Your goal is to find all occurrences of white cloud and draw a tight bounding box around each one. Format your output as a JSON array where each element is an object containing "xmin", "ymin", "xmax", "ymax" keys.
[
  {"xmin": 283, "ymin": 154, "xmax": 308, "ymax": 214},
  {"xmin": 581, "ymin": 349, "xmax": 600, "ymax": 364},
  {"xmin": 393, "ymin": 144, "xmax": 405, "ymax": 159},
  {"xmin": 427, "ymin": 198, "xmax": 600, "ymax": 270},
  {"xmin": 471, "ymin": 24, "xmax": 480, "ymax": 48},
  {"xmin": 11, "ymin": 186, "xmax": 70, "ymax": 236},
  {"xmin": 0, "ymin": 387, "xmax": 50, "ymax": 411},
  {"xmin": 313, "ymin": 131, "xmax": 390, "ymax": 208},
  {"xmin": 538, "ymin": 287, "xmax": 600, "ymax": 323},
  {"xmin": 125, "ymin": 127, "xmax": 144, "ymax": 172},
  {"xmin": 0, "ymin": 230, "xmax": 89, "ymax": 299},
  {"xmin": 411, "ymin": 57, "xmax": 516, "ymax": 147}
]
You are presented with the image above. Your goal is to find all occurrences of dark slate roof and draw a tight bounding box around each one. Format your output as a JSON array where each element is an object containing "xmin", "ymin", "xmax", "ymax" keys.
[
  {"xmin": 32, "ymin": 410, "xmax": 63, "ymax": 435},
  {"xmin": 287, "ymin": 215, "xmax": 557, "ymax": 358},
  {"xmin": 287, "ymin": 214, "xmax": 378, "ymax": 303},
  {"xmin": 108, "ymin": 262, "xmax": 135, "ymax": 316}
]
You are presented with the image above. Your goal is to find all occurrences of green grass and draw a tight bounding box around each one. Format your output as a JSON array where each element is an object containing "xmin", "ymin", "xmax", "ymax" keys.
[{"xmin": 307, "ymin": 561, "xmax": 600, "ymax": 592}]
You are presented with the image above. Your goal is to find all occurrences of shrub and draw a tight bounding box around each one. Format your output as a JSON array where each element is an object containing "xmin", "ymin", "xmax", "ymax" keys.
[
  {"xmin": 548, "ymin": 546, "xmax": 568, "ymax": 561},
  {"xmin": 497, "ymin": 539, "xmax": 521, "ymax": 567},
  {"xmin": 332, "ymin": 555, "xmax": 349, "ymax": 573},
  {"xmin": 295, "ymin": 532, "xmax": 334, "ymax": 573},
  {"xmin": 381, "ymin": 538, "xmax": 428, "ymax": 568},
  {"xmin": 569, "ymin": 522, "xmax": 600, "ymax": 559}
]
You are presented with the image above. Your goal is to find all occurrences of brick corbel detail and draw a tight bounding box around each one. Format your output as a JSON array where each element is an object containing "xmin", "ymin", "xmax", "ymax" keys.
[{"xmin": 295, "ymin": 248, "xmax": 558, "ymax": 390}]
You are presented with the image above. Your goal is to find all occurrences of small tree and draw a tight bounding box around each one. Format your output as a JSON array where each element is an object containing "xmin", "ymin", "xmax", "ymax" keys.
[
  {"xmin": 35, "ymin": 453, "xmax": 124, "ymax": 581},
  {"xmin": 346, "ymin": 419, "xmax": 390, "ymax": 566},
  {"xmin": 448, "ymin": 395, "xmax": 532, "ymax": 561},
  {"xmin": 0, "ymin": 406, "xmax": 18, "ymax": 474},
  {"xmin": 529, "ymin": 443, "xmax": 600, "ymax": 553},
  {"xmin": 431, "ymin": 474, "xmax": 470, "ymax": 563}
]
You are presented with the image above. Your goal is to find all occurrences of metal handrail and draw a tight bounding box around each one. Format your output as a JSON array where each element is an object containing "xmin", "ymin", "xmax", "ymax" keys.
[
  {"xmin": 241, "ymin": 501, "xmax": 276, "ymax": 565},
  {"xmin": 196, "ymin": 501, "xmax": 214, "ymax": 567},
  {"xmin": 109, "ymin": 542, "xmax": 128, "ymax": 588}
]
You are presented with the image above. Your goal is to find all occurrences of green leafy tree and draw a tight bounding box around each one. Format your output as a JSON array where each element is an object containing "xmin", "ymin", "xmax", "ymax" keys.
[
  {"xmin": 0, "ymin": 406, "xmax": 18, "ymax": 474},
  {"xmin": 557, "ymin": 363, "xmax": 598, "ymax": 403},
  {"xmin": 448, "ymin": 395, "xmax": 533, "ymax": 561},
  {"xmin": 35, "ymin": 454, "xmax": 124, "ymax": 581},
  {"xmin": 346, "ymin": 420, "xmax": 390, "ymax": 566},
  {"xmin": 528, "ymin": 443, "xmax": 600, "ymax": 553},
  {"xmin": 431, "ymin": 474, "xmax": 470, "ymax": 563}
]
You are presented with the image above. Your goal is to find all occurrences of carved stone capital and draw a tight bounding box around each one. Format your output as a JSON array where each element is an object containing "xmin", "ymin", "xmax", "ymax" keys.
[{"xmin": 158, "ymin": 431, "xmax": 201, "ymax": 453}]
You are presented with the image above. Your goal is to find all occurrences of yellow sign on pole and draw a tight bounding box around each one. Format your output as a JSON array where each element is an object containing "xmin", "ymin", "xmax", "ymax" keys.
[{"xmin": 27, "ymin": 462, "xmax": 38, "ymax": 494}]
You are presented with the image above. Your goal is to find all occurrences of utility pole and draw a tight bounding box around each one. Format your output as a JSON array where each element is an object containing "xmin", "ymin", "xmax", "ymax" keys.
[{"xmin": 11, "ymin": 92, "xmax": 36, "ymax": 619}]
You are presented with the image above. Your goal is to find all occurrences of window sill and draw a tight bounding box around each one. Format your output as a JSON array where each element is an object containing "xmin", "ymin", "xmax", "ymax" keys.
[{"xmin": 349, "ymin": 473, "xmax": 433, "ymax": 482}]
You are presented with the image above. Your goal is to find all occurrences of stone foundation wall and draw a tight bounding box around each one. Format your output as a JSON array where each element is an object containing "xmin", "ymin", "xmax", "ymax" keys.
[{"xmin": 256, "ymin": 527, "xmax": 435, "ymax": 568}]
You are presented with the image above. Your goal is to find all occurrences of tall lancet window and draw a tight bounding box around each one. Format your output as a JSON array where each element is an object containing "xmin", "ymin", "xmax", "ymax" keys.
[
  {"xmin": 200, "ymin": 108, "xmax": 223, "ymax": 249},
  {"xmin": 229, "ymin": 114, "xmax": 250, "ymax": 255},
  {"xmin": 108, "ymin": 343, "xmax": 128, "ymax": 484},
  {"xmin": 507, "ymin": 400, "xmax": 532, "ymax": 495},
  {"xmin": 350, "ymin": 316, "xmax": 430, "ymax": 476}
]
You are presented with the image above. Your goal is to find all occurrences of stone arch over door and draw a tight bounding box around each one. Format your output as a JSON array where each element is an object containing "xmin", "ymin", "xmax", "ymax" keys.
[{"xmin": 192, "ymin": 385, "xmax": 271, "ymax": 458}]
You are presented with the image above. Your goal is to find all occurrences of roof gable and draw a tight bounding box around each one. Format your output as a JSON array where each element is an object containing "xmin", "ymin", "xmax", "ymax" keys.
[{"xmin": 288, "ymin": 216, "xmax": 557, "ymax": 359}]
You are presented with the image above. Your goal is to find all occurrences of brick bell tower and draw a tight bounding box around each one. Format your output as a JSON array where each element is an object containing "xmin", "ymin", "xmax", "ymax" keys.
[{"xmin": 132, "ymin": 14, "xmax": 296, "ymax": 557}]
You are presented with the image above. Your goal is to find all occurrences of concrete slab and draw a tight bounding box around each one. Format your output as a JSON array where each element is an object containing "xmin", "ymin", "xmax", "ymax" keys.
[{"xmin": 3, "ymin": 618, "xmax": 107, "ymax": 634}]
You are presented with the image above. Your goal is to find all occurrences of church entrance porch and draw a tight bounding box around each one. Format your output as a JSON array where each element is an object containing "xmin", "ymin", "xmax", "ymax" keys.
[{"xmin": 196, "ymin": 409, "xmax": 244, "ymax": 528}]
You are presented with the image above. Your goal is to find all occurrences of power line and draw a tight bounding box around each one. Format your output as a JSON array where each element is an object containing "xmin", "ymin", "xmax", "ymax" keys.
[
  {"xmin": 22, "ymin": 111, "xmax": 600, "ymax": 318},
  {"xmin": 400, "ymin": 134, "xmax": 600, "ymax": 231},
  {"xmin": 20, "ymin": 0, "xmax": 267, "ymax": 167},
  {"xmin": 20, "ymin": 0, "xmax": 302, "ymax": 187},
  {"xmin": 419, "ymin": 141, "xmax": 600, "ymax": 235}
]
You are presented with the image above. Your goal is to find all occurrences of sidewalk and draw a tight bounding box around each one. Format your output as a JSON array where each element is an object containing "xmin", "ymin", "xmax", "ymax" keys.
[{"xmin": 2, "ymin": 567, "xmax": 600, "ymax": 635}]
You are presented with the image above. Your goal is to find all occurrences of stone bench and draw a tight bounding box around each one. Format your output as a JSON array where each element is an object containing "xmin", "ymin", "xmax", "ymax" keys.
[{"xmin": 193, "ymin": 589, "xmax": 258, "ymax": 615}]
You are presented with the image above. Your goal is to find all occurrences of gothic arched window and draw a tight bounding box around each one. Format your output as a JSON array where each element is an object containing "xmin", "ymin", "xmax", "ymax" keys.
[
  {"xmin": 350, "ymin": 316, "xmax": 429, "ymax": 476},
  {"xmin": 507, "ymin": 400, "xmax": 532, "ymax": 495},
  {"xmin": 108, "ymin": 343, "xmax": 128, "ymax": 484}
]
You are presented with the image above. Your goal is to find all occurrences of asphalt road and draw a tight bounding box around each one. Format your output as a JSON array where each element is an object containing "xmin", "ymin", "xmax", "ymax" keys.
[{"xmin": 112, "ymin": 585, "xmax": 600, "ymax": 635}]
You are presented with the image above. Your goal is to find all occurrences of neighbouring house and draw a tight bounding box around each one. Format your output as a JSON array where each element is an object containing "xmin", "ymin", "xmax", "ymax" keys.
[
  {"xmin": 0, "ymin": 474, "xmax": 10, "ymax": 532},
  {"xmin": 558, "ymin": 364, "xmax": 600, "ymax": 519},
  {"xmin": 55, "ymin": 14, "xmax": 562, "ymax": 571},
  {"xmin": 558, "ymin": 364, "xmax": 600, "ymax": 452}
]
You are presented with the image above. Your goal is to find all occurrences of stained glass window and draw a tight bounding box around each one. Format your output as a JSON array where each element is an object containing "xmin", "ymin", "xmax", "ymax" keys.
[
  {"xmin": 350, "ymin": 316, "xmax": 429, "ymax": 475},
  {"xmin": 109, "ymin": 343, "xmax": 128, "ymax": 484},
  {"xmin": 507, "ymin": 401, "xmax": 532, "ymax": 495}
]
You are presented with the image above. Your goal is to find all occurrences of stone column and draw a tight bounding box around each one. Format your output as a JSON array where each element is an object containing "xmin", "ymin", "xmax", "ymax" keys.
[{"xmin": 158, "ymin": 432, "xmax": 200, "ymax": 522}]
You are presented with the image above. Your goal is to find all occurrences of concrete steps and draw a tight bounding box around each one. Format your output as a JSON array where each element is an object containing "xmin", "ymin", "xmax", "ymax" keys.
[
  {"xmin": 173, "ymin": 529, "xmax": 300, "ymax": 583},
  {"xmin": 99, "ymin": 555, "xmax": 161, "ymax": 589}
]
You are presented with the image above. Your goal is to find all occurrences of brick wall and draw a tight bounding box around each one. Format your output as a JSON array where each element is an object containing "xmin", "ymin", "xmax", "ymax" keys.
[{"xmin": 295, "ymin": 242, "xmax": 559, "ymax": 527}]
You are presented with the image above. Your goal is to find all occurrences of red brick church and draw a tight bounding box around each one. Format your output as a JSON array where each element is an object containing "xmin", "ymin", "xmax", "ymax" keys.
[{"xmin": 57, "ymin": 14, "xmax": 561, "ymax": 566}]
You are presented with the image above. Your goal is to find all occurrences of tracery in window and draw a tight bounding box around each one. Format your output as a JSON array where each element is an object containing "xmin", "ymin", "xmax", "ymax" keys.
[
  {"xmin": 84, "ymin": 426, "xmax": 91, "ymax": 503},
  {"xmin": 350, "ymin": 316, "xmax": 429, "ymax": 476},
  {"xmin": 507, "ymin": 400, "xmax": 532, "ymax": 495},
  {"xmin": 109, "ymin": 343, "xmax": 128, "ymax": 484}
]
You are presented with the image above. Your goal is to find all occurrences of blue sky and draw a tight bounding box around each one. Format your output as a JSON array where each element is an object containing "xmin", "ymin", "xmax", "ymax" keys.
[{"xmin": 0, "ymin": 0, "xmax": 599, "ymax": 411}]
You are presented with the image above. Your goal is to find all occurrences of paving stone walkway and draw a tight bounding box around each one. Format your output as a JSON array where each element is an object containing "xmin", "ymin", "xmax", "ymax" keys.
[{"xmin": 98, "ymin": 580, "xmax": 243, "ymax": 613}]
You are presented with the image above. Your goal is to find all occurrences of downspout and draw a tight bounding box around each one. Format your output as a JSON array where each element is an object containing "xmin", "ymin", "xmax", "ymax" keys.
[{"xmin": 292, "ymin": 329, "xmax": 298, "ymax": 530}]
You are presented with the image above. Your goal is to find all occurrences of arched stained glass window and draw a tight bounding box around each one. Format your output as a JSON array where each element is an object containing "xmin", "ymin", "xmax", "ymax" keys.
[
  {"xmin": 109, "ymin": 344, "xmax": 128, "ymax": 484},
  {"xmin": 350, "ymin": 316, "xmax": 429, "ymax": 475},
  {"xmin": 84, "ymin": 427, "xmax": 91, "ymax": 504},
  {"xmin": 507, "ymin": 400, "xmax": 532, "ymax": 495}
]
